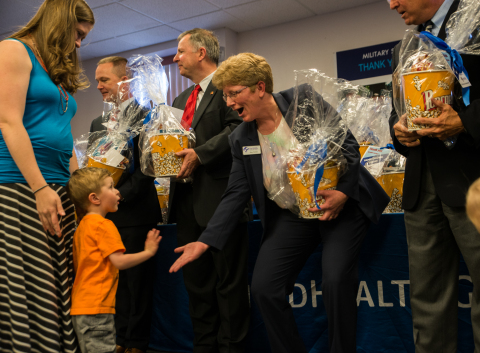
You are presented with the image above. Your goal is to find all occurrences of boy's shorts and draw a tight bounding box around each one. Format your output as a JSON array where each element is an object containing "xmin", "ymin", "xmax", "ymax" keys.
[{"xmin": 72, "ymin": 314, "xmax": 116, "ymax": 353}]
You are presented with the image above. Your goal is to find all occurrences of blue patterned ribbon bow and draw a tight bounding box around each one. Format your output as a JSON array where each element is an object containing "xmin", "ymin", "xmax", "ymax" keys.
[
  {"xmin": 420, "ymin": 31, "xmax": 471, "ymax": 107},
  {"xmin": 295, "ymin": 140, "xmax": 328, "ymax": 209}
]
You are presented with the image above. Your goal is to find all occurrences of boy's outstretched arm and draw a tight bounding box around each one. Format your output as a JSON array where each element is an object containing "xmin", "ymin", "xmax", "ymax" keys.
[{"xmin": 109, "ymin": 229, "xmax": 161, "ymax": 270}]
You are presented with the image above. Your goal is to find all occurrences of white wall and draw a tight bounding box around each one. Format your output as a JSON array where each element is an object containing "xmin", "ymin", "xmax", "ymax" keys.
[
  {"xmin": 72, "ymin": 1, "xmax": 410, "ymax": 139},
  {"xmin": 237, "ymin": 1, "xmax": 410, "ymax": 92}
]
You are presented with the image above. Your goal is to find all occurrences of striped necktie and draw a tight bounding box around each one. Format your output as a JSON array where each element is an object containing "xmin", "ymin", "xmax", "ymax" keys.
[{"xmin": 181, "ymin": 84, "xmax": 202, "ymax": 130}]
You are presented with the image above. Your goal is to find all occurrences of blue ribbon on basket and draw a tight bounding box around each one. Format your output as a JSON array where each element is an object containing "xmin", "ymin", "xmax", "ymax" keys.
[
  {"xmin": 295, "ymin": 141, "xmax": 328, "ymax": 209},
  {"xmin": 381, "ymin": 143, "xmax": 395, "ymax": 150},
  {"xmin": 420, "ymin": 31, "xmax": 471, "ymax": 107},
  {"xmin": 142, "ymin": 103, "xmax": 163, "ymax": 125}
]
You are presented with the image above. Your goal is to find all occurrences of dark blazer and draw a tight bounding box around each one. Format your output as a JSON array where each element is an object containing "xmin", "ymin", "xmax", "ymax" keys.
[
  {"xmin": 169, "ymin": 81, "xmax": 249, "ymax": 227},
  {"xmin": 90, "ymin": 101, "xmax": 161, "ymax": 227},
  {"xmin": 389, "ymin": 0, "xmax": 480, "ymax": 209},
  {"xmin": 199, "ymin": 87, "xmax": 390, "ymax": 250}
]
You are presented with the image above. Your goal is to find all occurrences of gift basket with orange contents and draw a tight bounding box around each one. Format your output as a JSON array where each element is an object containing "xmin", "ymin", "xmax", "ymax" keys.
[
  {"xmin": 130, "ymin": 55, "xmax": 196, "ymax": 178},
  {"xmin": 74, "ymin": 81, "xmax": 148, "ymax": 186},
  {"xmin": 338, "ymin": 87, "xmax": 392, "ymax": 157},
  {"xmin": 155, "ymin": 178, "xmax": 170, "ymax": 224},
  {"xmin": 392, "ymin": 0, "xmax": 480, "ymax": 148},
  {"xmin": 337, "ymin": 85, "xmax": 371, "ymax": 157},
  {"xmin": 265, "ymin": 70, "xmax": 373, "ymax": 219},
  {"xmin": 374, "ymin": 150, "xmax": 406, "ymax": 213}
]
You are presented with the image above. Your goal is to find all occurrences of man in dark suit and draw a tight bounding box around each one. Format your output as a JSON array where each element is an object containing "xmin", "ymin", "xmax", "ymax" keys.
[
  {"xmin": 168, "ymin": 29, "xmax": 250, "ymax": 353},
  {"xmin": 389, "ymin": 0, "xmax": 480, "ymax": 351},
  {"xmin": 91, "ymin": 56, "xmax": 161, "ymax": 353}
]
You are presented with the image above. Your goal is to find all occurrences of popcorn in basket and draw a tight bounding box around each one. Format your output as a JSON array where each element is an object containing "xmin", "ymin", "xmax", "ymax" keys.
[
  {"xmin": 74, "ymin": 81, "xmax": 148, "ymax": 186},
  {"xmin": 155, "ymin": 178, "xmax": 170, "ymax": 224},
  {"xmin": 370, "ymin": 150, "xmax": 407, "ymax": 214},
  {"xmin": 128, "ymin": 54, "xmax": 196, "ymax": 178},
  {"xmin": 338, "ymin": 87, "xmax": 392, "ymax": 157},
  {"xmin": 266, "ymin": 70, "xmax": 373, "ymax": 219},
  {"xmin": 392, "ymin": 0, "xmax": 480, "ymax": 148}
]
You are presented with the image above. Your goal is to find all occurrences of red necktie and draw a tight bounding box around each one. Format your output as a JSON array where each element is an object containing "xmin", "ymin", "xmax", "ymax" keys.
[{"xmin": 181, "ymin": 84, "xmax": 202, "ymax": 130}]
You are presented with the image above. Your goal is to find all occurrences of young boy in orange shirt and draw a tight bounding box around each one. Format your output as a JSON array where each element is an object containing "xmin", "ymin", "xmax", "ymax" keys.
[{"xmin": 66, "ymin": 167, "xmax": 161, "ymax": 353}]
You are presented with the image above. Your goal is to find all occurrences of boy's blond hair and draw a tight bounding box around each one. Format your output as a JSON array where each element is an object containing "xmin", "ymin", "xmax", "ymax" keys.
[
  {"xmin": 66, "ymin": 167, "xmax": 111, "ymax": 220},
  {"xmin": 466, "ymin": 178, "xmax": 480, "ymax": 232}
]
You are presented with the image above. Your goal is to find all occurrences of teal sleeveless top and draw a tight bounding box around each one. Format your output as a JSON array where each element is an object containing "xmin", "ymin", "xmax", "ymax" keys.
[{"xmin": 0, "ymin": 39, "xmax": 77, "ymax": 185}]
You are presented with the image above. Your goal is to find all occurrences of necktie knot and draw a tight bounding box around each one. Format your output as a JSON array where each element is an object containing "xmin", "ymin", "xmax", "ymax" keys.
[{"xmin": 424, "ymin": 20, "xmax": 434, "ymax": 33}]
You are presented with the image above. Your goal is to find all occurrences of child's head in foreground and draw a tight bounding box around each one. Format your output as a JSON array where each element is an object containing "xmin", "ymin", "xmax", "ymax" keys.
[
  {"xmin": 466, "ymin": 178, "xmax": 480, "ymax": 233},
  {"xmin": 66, "ymin": 167, "xmax": 120, "ymax": 220}
]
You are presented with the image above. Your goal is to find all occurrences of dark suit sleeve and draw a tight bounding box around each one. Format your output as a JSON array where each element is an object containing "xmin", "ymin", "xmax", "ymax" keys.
[
  {"xmin": 389, "ymin": 110, "xmax": 410, "ymax": 157},
  {"xmin": 194, "ymin": 105, "xmax": 241, "ymax": 168},
  {"xmin": 198, "ymin": 133, "xmax": 252, "ymax": 250},
  {"xmin": 117, "ymin": 166, "xmax": 154, "ymax": 203},
  {"xmin": 117, "ymin": 109, "xmax": 155, "ymax": 203},
  {"xmin": 90, "ymin": 115, "xmax": 102, "ymax": 133},
  {"xmin": 335, "ymin": 130, "xmax": 361, "ymax": 202},
  {"xmin": 459, "ymin": 100, "xmax": 480, "ymax": 147}
]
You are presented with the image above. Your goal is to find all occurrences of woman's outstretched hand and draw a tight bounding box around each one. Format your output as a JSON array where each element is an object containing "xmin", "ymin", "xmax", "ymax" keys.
[{"xmin": 169, "ymin": 241, "xmax": 210, "ymax": 273}]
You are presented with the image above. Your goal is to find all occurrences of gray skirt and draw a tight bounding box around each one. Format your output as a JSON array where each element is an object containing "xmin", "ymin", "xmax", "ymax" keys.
[{"xmin": 0, "ymin": 183, "xmax": 78, "ymax": 353}]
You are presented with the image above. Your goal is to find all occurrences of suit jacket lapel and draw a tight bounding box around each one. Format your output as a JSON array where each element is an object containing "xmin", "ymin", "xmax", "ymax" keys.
[
  {"xmin": 191, "ymin": 81, "xmax": 216, "ymax": 130},
  {"xmin": 273, "ymin": 92, "xmax": 291, "ymax": 117},
  {"xmin": 438, "ymin": 0, "xmax": 459, "ymax": 40},
  {"xmin": 245, "ymin": 121, "xmax": 266, "ymax": 217},
  {"xmin": 176, "ymin": 85, "xmax": 194, "ymax": 110},
  {"xmin": 416, "ymin": 0, "xmax": 459, "ymax": 40}
]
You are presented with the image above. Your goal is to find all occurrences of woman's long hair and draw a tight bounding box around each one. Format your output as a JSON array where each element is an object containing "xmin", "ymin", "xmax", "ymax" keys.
[{"xmin": 10, "ymin": 0, "xmax": 95, "ymax": 94}]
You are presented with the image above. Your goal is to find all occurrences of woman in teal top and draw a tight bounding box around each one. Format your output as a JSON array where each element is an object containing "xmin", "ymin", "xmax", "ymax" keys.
[
  {"xmin": 0, "ymin": 1, "xmax": 94, "ymax": 352},
  {"xmin": 0, "ymin": 40, "xmax": 78, "ymax": 185}
]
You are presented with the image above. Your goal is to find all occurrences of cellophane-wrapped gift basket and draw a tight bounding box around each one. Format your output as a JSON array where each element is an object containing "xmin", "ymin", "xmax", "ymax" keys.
[
  {"xmin": 128, "ymin": 54, "xmax": 196, "ymax": 178},
  {"xmin": 392, "ymin": 0, "xmax": 480, "ymax": 148}
]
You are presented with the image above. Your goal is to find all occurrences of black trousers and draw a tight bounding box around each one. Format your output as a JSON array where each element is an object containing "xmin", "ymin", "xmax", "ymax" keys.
[
  {"xmin": 115, "ymin": 224, "xmax": 157, "ymax": 351},
  {"xmin": 251, "ymin": 198, "xmax": 369, "ymax": 353},
  {"xmin": 174, "ymin": 183, "xmax": 250, "ymax": 353}
]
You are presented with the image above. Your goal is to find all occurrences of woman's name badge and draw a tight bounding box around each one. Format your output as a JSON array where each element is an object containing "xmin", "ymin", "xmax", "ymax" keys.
[{"xmin": 243, "ymin": 146, "xmax": 261, "ymax": 155}]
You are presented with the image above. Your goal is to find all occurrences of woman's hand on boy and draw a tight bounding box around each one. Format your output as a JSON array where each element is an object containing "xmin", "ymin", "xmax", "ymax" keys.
[{"xmin": 144, "ymin": 229, "xmax": 161, "ymax": 256}]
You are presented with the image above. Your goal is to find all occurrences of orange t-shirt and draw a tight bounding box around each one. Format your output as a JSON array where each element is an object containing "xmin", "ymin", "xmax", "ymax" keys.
[{"xmin": 71, "ymin": 214, "xmax": 125, "ymax": 316}]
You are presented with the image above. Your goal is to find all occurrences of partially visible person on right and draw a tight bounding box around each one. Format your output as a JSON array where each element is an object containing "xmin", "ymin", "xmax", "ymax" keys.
[
  {"xmin": 389, "ymin": 0, "xmax": 480, "ymax": 351},
  {"xmin": 466, "ymin": 178, "xmax": 480, "ymax": 232},
  {"xmin": 66, "ymin": 167, "xmax": 161, "ymax": 353}
]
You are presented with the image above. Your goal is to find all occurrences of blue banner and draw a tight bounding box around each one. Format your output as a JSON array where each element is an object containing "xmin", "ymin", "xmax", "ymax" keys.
[
  {"xmin": 337, "ymin": 41, "xmax": 400, "ymax": 81},
  {"xmin": 151, "ymin": 215, "xmax": 474, "ymax": 352}
]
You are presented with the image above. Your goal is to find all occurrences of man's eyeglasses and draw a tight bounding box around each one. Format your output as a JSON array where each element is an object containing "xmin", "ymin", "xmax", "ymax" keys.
[{"xmin": 222, "ymin": 86, "xmax": 248, "ymax": 102}]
